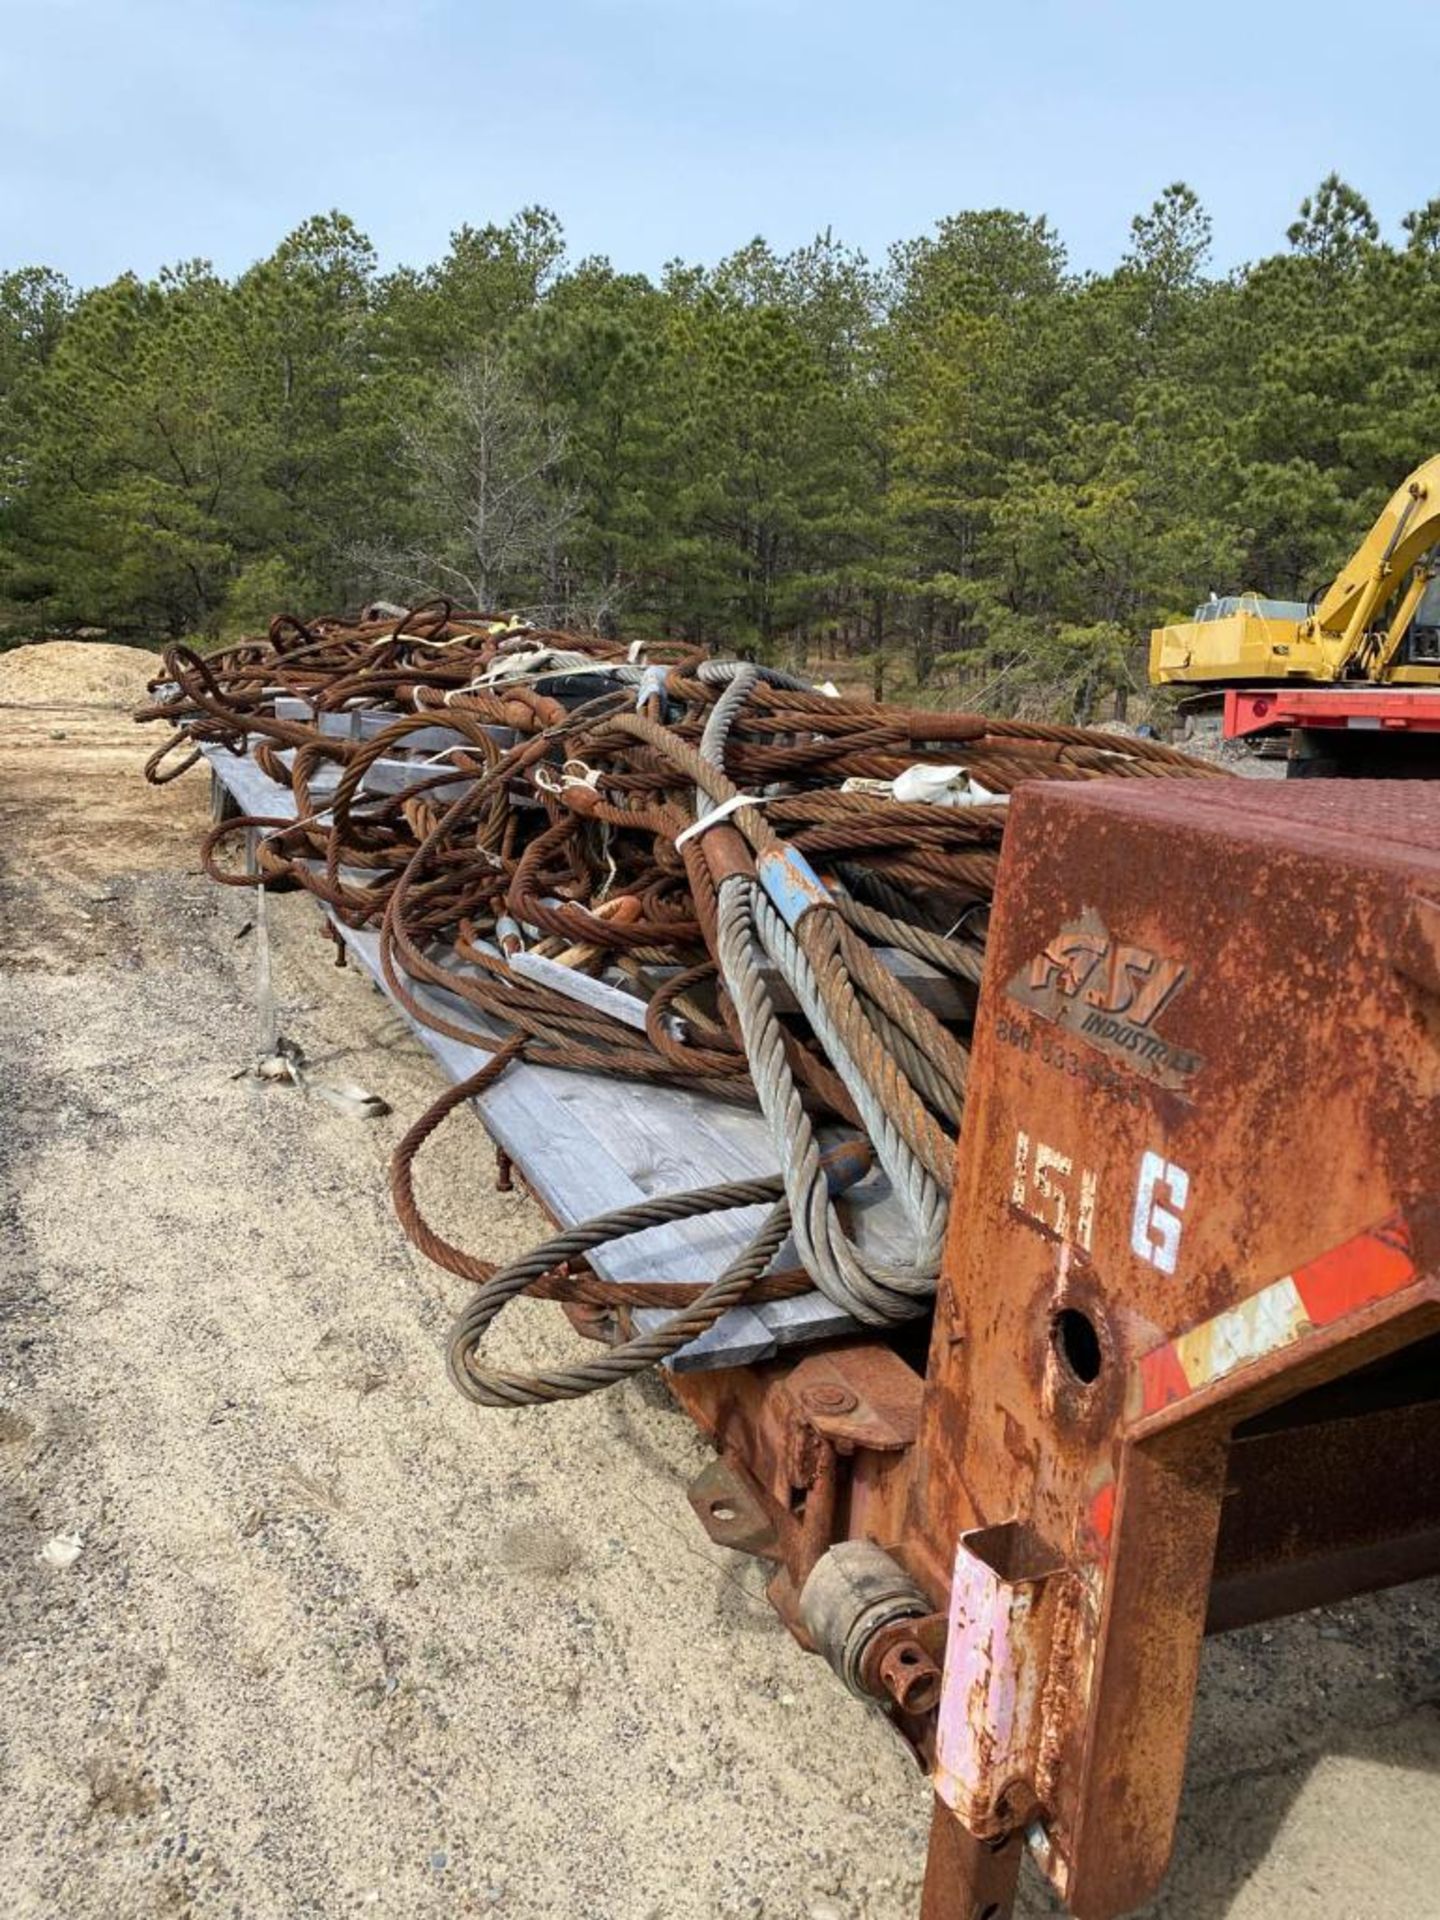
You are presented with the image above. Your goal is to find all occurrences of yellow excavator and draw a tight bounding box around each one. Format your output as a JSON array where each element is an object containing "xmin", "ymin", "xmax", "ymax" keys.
[{"xmin": 1150, "ymin": 454, "xmax": 1440, "ymax": 773}]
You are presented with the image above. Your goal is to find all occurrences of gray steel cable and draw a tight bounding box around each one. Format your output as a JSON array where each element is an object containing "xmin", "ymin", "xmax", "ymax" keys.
[
  {"xmin": 693, "ymin": 665, "xmax": 947, "ymax": 1324},
  {"xmin": 716, "ymin": 879, "xmax": 944, "ymax": 1322},
  {"xmin": 446, "ymin": 1179, "xmax": 792, "ymax": 1406}
]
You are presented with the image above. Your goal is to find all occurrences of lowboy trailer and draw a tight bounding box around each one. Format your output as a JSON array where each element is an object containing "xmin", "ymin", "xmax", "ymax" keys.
[{"xmin": 190, "ymin": 656, "xmax": 1440, "ymax": 1919}]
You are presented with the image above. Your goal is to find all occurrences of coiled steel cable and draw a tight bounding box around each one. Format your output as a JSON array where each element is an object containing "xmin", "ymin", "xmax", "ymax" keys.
[
  {"xmin": 138, "ymin": 607, "xmax": 1228, "ymax": 1399},
  {"xmin": 446, "ymin": 1183, "xmax": 792, "ymax": 1407}
]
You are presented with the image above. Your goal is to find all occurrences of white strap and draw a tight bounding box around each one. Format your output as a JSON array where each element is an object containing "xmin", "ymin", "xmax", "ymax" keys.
[
  {"xmin": 674, "ymin": 792, "xmax": 769, "ymax": 849},
  {"xmin": 533, "ymin": 758, "xmax": 602, "ymax": 797}
]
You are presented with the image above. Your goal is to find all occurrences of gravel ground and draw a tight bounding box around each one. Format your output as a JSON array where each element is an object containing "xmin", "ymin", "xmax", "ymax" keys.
[{"xmin": 1, "ymin": 686, "xmax": 1438, "ymax": 1920}]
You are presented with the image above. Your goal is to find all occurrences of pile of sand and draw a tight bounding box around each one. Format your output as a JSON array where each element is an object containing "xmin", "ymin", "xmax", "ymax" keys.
[{"xmin": 0, "ymin": 639, "xmax": 164, "ymax": 707}]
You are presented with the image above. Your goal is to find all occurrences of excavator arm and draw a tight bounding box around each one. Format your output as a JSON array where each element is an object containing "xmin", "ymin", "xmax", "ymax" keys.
[{"xmin": 1310, "ymin": 454, "xmax": 1440, "ymax": 675}]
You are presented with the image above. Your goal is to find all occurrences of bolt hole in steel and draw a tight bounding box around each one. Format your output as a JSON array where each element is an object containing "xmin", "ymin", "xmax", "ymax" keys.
[
  {"xmin": 710, "ymin": 1501, "xmax": 738, "ymax": 1523},
  {"xmin": 1052, "ymin": 1307, "xmax": 1102, "ymax": 1385}
]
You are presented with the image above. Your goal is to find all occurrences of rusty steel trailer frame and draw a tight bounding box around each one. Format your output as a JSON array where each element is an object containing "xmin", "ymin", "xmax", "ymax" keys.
[{"xmin": 658, "ymin": 777, "xmax": 1440, "ymax": 1919}]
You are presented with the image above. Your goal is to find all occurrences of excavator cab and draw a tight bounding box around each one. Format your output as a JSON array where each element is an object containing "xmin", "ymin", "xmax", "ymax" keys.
[{"xmin": 1406, "ymin": 571, "xmax": 1440, "ymax": 665}]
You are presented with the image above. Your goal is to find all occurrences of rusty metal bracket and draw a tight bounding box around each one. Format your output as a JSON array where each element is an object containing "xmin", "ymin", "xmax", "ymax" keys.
[
  {"xmin": 787, "ymin": 1348, "xmax": 922, "ymax": 1454},
  {"xmin": 687, "ymin": 1455, "xmax": 782, "ymax": 1561}
]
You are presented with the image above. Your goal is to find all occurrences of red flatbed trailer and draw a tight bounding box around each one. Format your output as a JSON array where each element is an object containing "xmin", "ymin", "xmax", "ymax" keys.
[
  {"xmin": 1222, "ymin": 686, "xmax": 1440, "ymax": 775},
  {"xmin": 1226, "ymin": 685, "xmax": 1440, "ymax": 738}
]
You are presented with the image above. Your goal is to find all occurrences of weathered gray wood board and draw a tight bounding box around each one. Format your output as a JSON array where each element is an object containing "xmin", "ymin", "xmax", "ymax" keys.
[
  {"xmin": 274, "ymin": 697, "xmax": 515, "ymax": 752},
  {"xmin": 202, "ymin": 739, "xmax": 917, "ymax": 1368}
]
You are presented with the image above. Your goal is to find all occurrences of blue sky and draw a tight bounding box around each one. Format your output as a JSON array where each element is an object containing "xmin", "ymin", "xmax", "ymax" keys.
[{"xmin": 4, "ymin": 0, "xmax": 1437, "ymax": 287}]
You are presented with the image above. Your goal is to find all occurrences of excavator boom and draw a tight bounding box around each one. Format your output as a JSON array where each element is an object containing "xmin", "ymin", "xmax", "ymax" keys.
[{"xmin": 1311, "ymin": 453, "xmax": 1440, "ymax": 656}]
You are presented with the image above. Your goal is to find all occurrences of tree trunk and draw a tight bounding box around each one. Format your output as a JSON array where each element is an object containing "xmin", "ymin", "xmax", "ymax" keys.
[{"xmin": 912, "ymin": 598, "xmax": 937, "ymax": 688}]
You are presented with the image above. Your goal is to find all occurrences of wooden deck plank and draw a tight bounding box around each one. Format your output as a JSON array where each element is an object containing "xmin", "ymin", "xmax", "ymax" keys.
[
  {"xmin": 506, "ymin": 949, "xmax": 669, "ymax": 1037},
  {"xmin": 359, "ymin": 758, "xmax": 478, "ymax": 799},
  {"xmin": 206, "ymin": 750, "xmax": 307, "ymax": 821},
  {"xmin": 273, "ymin": 698, "xmax": 515, "ymax": 752}
]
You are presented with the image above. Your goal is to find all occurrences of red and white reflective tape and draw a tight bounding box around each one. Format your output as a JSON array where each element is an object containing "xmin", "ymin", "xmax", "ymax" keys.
[{"xmin": 1136, "ymin": 1211, "xmax": 1417, "ymax": 1416}]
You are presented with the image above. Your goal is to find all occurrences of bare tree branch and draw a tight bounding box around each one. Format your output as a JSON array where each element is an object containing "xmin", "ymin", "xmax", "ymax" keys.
[{"xmin": 377, "ymin": 347, "xmax": 579, "ymax": 613}]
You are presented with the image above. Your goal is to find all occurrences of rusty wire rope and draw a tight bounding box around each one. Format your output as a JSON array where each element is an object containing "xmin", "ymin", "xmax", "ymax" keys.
[{"xmin": 140, "ymin": 604, "xmax": 1225, "ymax": 1403}]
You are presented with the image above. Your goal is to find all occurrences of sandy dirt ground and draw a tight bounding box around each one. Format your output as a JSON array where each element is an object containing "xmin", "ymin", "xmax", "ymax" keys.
[{"xmin": 1, "ymin": 658, "xmax": 1438, "ymax": 1920}]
